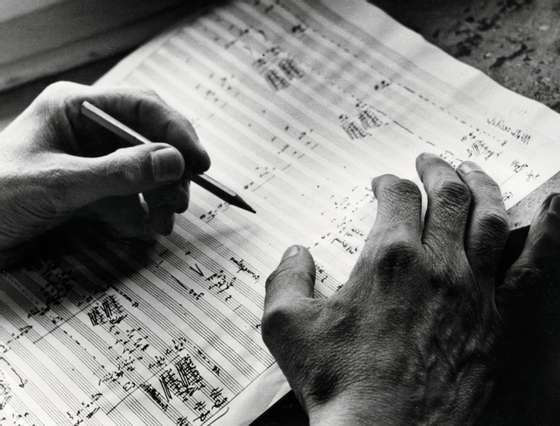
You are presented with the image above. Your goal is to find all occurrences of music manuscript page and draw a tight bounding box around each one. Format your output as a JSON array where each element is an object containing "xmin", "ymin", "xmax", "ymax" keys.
[{"xmin": 2, "ymin": 1, "xmax": 560, "ymax": 425}]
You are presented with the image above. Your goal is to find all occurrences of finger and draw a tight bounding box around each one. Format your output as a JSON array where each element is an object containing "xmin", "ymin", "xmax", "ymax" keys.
[
  {"xmin": 497, "ymin": 194, "xmax": 560, "ymax": 352},
  {"xmin": 32, "ymin": 82, "xmax": 210, "ymax": 174},
  {"xmin": 497, "ymin": 194, "xmax": 560, "ymax": 313},
  {"xmin": 341, "ymin": 176, "xmax": 421, "ymax": 299},
  {"xmin": 144, "ymin": 183, "xmax": 189, "ymax": 213},
  {"xmin": 457, "ymin": 161, "xmax": 509, "ymax": 282},
  {"xmin": 416, "ymin": 153, "xmax": 472, "ymax": 250},
  {"xmin": 264, "ymin": 246, "xmax": 316, "ymax": 314},
  {"xmin": 507, "ymin": 193, "xmax": 560, "ymax": 277},
  {"xmin": 49, "ymin": 143, "xmax": 185, "ymax": 210},
  {"xmin": 148, "ymin": 205, "xmax": 176, "ymax": 236},
  {"xmin": 79, "ymin": 195, "xmax": 153, "ymax": 240},
  {"xmin": 143, "ymin": 181, "xmax": 187, "ymax": 235},
  {"xmin": 492, "ymin": 195, "xmax": 560, "ymax": 422},
  {"xmin": 144, "ymin": 182, "xmax": 189, "ymax": 216},
  {"xmin": 262, "ymin": 245, "xmax": 316, "ymax": 353},
  {"xmin": 369, "ymin": 174, "xmax": 422, "ymax": 246}
]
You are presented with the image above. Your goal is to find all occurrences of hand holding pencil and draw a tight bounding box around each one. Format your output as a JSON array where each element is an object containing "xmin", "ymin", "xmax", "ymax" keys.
[
  {"xmin": 81, "ymin": 101, "xmax": 255, "ymax": 213},
  {"xmin": 0, "ymin": 82, "xmax": 247, "ymax": 265}
]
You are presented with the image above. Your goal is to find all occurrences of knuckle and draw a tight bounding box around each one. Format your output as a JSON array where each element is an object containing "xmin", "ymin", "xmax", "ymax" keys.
[
  {"xmin": 32, "ymin": 82, "xmax": 87, "ymax": 124},
  {"xmin": 136, "ymin": 89, "xmax": 164, "ymax": 110},
  {"xmin": 34, "ymin": 82, "xmax": 72, "ymax": 112},
  {"xmin": 131, "ymin": 90, "xmax": 165, "ymax": 120},
  {"xmin": 105, "ymin": 150, "xmax": 149, "ymax": 186},
  {"xmin": 376, "ymin": 241, "xmax": 420, "ymax": 272},
  {"xmin": 37, "ymin": 81, "xmax": 81, "ymax": 106},
  {"xmin": 261, "ymin": 304, "xmax": 298, "ymax": 344},
  {"xmin": 478, "ymin": 211, "xmax": 509, "ymax": 237},
  {"xmin": 41, "ymin": 81, "xmax": 79, "ymax": 99},
  {"xmin": 434, "ymin": 181, "xmax": 471, "ymax": 207}
]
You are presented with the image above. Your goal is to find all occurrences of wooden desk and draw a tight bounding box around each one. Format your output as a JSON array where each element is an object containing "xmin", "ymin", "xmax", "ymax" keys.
[{"xmin": 0, "ymin": 0, "xmax": 556, "ymax": 423}]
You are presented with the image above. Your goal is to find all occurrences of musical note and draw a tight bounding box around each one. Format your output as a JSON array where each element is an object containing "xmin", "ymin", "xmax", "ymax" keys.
[{"xmin": 2, "ymin": 0, "xmax": 560, "ymax": 424}]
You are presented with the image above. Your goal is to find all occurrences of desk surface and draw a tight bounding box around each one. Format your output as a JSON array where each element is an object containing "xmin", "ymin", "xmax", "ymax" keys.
[{"xmin": 0, "ymin": 0, "xmax": 557, "ymax": 424}]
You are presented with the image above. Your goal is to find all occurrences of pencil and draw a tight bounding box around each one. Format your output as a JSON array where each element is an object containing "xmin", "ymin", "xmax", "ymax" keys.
[{"xmin": 81, "ymin": 101, "xmax": 256, "ymax": 214}]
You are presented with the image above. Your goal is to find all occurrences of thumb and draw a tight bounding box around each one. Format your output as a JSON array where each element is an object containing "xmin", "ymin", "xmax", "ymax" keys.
[
  {"xmin": 262, "ymin": 245, "xmax": 316, "ymax": 354},
  {"xmin": 264, "ymin": 245, "xmax": 316, "ymax": 316},
  {"xmin": 57, "ymin": 143, "xmax": 185, "ymax": 209}
]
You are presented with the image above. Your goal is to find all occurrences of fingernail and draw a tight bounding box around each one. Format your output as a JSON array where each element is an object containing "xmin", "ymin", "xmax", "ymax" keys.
[
  {"xmin": 151, "ymin": 148, "xmax": 184, "ymax": 182},
  {"xmin": 282, "ymin": 245, "xmax": 301, "ymax": 260},
  {"xmin": 458, "ymin": 161, "xmax": 482, "ymax": 174}
]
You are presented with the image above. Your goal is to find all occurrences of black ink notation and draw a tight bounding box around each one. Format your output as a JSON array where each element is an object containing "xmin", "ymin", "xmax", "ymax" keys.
[
  {"xmin": 0, "ymin": 358, "xmax": 26, "ymax": 389},
  {"xmin": 66, "ymin": 392, "xmax": 103, "ymax": 426},
  {"xmin": 0, "ymin": 326, "xmax": 32, "ymax": 355},
  {"xmin": 487, "ymin": 117, "xmax": 532, "ymax": 145},
  {"xmin": 339, "ymin": 101, "xmax": 387, "ymax": 140},
  {"xmin": 229, "ymin": 256, "xmax": 260, "ymax": 281},
  {"xmin": 254, "ymin": 46, "xmax": 305, "ymax": 91},
  {"xmin": 460, "ymin": 131, "xmax": 500, "ymax": 160},
  {"xmin": 511, "ymin": 160, "xmax": 540, "ymax": 182},
  {"xmin": 87, "ymin": 295, "xmax": 126, "ymax": 327},
  {"xmin": 200, "ymin": 203, "xmax": 230, "ymax": 224},
  {"xmin": 207, "ymin": 270, "xmax": 236, "ymax": 297}
]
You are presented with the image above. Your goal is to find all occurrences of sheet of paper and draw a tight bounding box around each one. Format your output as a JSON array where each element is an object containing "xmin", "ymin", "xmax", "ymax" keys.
[{"xmin": 2, "ymin": 0, "xmax": 560, "ymax": 425}]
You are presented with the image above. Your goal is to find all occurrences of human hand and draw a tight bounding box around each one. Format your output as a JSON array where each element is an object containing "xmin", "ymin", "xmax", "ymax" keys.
[
  {"xmin": 262, "ymin": 153, "xmax": 529, "ymax": 425},
  {"xmin": 478, "ymin": 194, "xmax": 560, "ymax": 425},
  {"xmin": 0, "ymin": 81, "xmax": 209, "ymax": 265}
]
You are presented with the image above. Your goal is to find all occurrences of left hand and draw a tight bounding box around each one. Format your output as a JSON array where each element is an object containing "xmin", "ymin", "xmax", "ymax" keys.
[{"xmin": 261, "ymin": 153, "xmax": 544, "ymax": 425}]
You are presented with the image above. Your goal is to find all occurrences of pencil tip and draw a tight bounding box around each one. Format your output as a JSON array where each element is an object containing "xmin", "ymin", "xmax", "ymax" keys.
[{"xmin": 236, "ymin": 198, "xmax": 256, "ymax": 214}]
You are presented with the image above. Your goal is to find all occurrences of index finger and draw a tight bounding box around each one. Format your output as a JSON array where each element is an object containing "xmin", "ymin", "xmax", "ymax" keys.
[{"xmin": 33, "ymin": 81, "xmax": 211, "ymax": 174}]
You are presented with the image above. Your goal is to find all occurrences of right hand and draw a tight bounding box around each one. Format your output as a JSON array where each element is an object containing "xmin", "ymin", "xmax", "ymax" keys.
[{"xmin": 0, "ymin": 82, "xmax": 210, "ymax": 265}]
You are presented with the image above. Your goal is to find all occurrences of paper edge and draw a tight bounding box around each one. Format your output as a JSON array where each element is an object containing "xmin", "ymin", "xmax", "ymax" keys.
[
  {"xmin": 92, "ymin": 1, "xmax": 560, "ymax": 424},
  {"xmin": 324, "ymin": 0, "xmax": 560, "ymax": 136},
  {"xmin": 211, "ymin": 364, "xmax": 290, "ymax": 426}
]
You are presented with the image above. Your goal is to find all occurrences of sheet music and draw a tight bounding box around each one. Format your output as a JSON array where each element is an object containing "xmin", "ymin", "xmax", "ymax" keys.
[{"xmin": 2, "ymin": 0, "xmax": 560, "ymax": 425}]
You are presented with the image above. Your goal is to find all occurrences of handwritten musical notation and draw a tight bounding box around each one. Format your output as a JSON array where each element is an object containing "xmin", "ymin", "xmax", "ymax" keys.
[{"xmin": 2, "ymin": 0, "xmax": 560, "ymax": 424}]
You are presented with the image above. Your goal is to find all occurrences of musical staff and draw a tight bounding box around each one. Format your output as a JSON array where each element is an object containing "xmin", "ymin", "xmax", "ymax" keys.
[{"xmin": 2, "ymin": 0, "xmax": 560, "ymax": 424}]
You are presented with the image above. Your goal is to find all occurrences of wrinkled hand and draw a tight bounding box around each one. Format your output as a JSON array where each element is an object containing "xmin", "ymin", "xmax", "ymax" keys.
[
  {"xmin": 0, "ymin": 82, "xmax": 209, "ymax": 265},
  {"xmin": 479, "ymin": 193, "xmax": 560, "ymax": 425},
  {"xmin": 262, "ymin": 153, "xmax": 557, "ymax": 425}
]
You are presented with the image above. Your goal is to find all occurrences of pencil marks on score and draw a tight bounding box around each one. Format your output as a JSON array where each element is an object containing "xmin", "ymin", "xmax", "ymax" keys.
[{"xmin": 2, "ymin": 0, "xmax": 557, "ymax": 424}]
